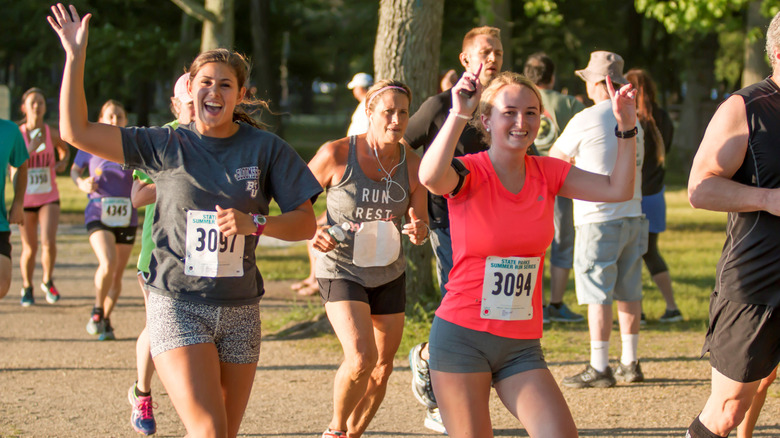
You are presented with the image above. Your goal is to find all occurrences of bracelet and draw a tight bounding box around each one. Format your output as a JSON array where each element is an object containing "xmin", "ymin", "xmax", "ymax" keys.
[
  {"xmin": 449, "ymin": 109, "xmax": 471, "ymax": 120},
  {"xmin": 417, "ymin": 222, "xmax": 431, "ymax": 246},
  {"xmin": 614, "ymin": 125, "xmax": 638, "ymax": 139}
]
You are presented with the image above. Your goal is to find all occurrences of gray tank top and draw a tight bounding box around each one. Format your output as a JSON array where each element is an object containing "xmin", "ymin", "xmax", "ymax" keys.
[{"xmin": 315, "ymin": 136, "xmax": 410, "ymax": 287}]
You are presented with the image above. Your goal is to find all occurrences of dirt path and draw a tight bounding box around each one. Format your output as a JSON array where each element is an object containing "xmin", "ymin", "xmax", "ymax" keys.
[{"xmin": 0, "ymin": 226, "xmax": 777, "ymax": 437}]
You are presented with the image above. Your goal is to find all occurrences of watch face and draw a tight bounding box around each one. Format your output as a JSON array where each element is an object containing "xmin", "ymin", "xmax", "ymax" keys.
[{"xmin": 255, "ymin": 215, "xmax": 267, "ymax": 226}]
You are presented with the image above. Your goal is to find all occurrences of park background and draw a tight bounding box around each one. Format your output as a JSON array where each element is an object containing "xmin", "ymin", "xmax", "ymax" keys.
[{"xmin": 1, "ymin": 0, "xmax": 779, "ymax": 436}]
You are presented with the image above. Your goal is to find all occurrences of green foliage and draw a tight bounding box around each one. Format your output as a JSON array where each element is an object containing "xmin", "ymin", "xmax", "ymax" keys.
[
  {"xmin": 635, "ymin": 0, "xmax": 748, "ymax": 34},
  {"xmin": 523, "ymin": 0, "xmax": 563, "ymax": 26},
  {"xmin": 716, "ymin": 30, "xmax": 749, "ymax": 86}
]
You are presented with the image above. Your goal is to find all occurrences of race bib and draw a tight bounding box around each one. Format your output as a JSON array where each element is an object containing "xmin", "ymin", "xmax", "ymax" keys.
[
  {"xmin": 184, "ymin": 210, "xmax": 245, "ymax": 277},
  {"xmin": 480, "ymin": 256, "xmax": 541, "ymax": 321},
  {"xmin": 352, "ymin": 220, "xmax": 400, "ymax": 267},
  {"xmin": 26, "ymin": 168, "xmax": 52, "ymax": 195},
  {"xmin": 100, "ymin": 197, "xmax": 132, "ymax": 227}
]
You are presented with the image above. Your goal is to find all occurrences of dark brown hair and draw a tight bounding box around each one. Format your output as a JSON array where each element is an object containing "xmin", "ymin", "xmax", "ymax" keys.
[
  {"xmin": 625, "ymin": 68, "xmax": 665, "ymax": 166},
  {"xmin": 19, "ymin": 87, "xmax": 45, "ymax": 124}
]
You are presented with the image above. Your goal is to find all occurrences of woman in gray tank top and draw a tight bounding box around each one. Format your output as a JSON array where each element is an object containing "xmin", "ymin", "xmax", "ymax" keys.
[{"xmin": 308, "ymin": 79, "xmax": 430, "ymax": 438}]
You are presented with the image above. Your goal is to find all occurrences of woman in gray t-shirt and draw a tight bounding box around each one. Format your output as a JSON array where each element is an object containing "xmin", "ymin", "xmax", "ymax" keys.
[
  {"xmin": 49, "ymin": 6, "xmax": 321, "ymax": 437},
  {"xmin": 307, "ymin": 80, "xmax": 429, "ymax": 438}
]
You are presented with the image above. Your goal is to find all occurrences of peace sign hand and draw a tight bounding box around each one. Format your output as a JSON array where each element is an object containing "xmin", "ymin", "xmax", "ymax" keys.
[
  {"xmin": 606, "ymin": 76, "xmax": 637, "ymax": 131},
  {"xmin": 47, "ymin": 3, "xmax": 92, "ymax": 57}
]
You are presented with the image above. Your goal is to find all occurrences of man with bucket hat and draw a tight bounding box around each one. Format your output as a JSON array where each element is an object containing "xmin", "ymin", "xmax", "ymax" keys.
[{"xmin": 550, "ymin": 51, "xmax": 647, "ymax": 388}]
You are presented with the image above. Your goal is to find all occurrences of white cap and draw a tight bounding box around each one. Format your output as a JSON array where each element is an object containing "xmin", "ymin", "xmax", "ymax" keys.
[
  {"xmin": 173, "ymin": 73, "xmax": 193, "ymax": 104},
  {"xmin": 347, "ymin": 72, "xmax": 373, "ymax": 89}
]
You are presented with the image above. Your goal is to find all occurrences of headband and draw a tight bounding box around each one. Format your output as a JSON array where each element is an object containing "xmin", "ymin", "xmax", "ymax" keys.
[{"xmin": 366, "ymin": 86, "xmax": 409, "ymax": 110}]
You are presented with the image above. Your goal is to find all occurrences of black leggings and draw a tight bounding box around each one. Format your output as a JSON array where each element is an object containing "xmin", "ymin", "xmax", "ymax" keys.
[{"xmin": 642, "ymin": 232, "xmax": 668, "ymax": 276}]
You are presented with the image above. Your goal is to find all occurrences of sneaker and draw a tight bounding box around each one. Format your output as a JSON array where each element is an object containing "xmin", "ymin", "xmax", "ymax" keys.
[
  {"xmin": 615, "ymin": 360, "xmax": 645, "ymax": 383},
  {"xmin": 99, "ymin": 318, "xmax": 115, "ymax": 341},
  {"xmin": 20, "ymin": 287, "xmax": 34, "ymax": 307},
  {"xmin": 321, "ymin": 429, "xmax": 347, "ymax": 437},
  {"xmin": 409, "ymin": 342, "xmax": 437, "ymax": 409},
  {"xmin": 659, "ymin": 309, "xmax": 683, "ymax": 323},
  {"xmin": 424, "ymin": 407, "xmax": 447, "ymax": 434},
  {"xmin": 640, "ymin": 312, "xmax": 647, "ymax": 326},
  {"xmin": 561, "ymin": 364, "xmax": 616, "ymax": 388},
  {"xmin": 128, "ymin": 383, "xmax": 157, "ymax": 435},
  {"xmin": 548, "ymin": 303, "xmax": 585, "ymax": 322},
  {"xmin": 40, "ymin": 281, "xmax": 60, "ymax": 304},
  {"xmin": 542, "ymin": 305, "xmax": 550, "ymax": 324},
  {"xmin": 86, "ymin": 308, "xmax": 105, "ymax": 336}
]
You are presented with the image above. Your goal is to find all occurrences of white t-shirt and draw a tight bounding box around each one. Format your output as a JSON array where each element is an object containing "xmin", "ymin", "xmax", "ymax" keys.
[
  {"xmin": 554, "ymin": 100, "xmax": 644, "ymax": 226},
  {"xmin": 347, "ymin": 99, "xmax": 368, "ymax": 136}
]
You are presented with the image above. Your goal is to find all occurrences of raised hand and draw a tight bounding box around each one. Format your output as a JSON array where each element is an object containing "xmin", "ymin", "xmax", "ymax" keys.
[
  {"xmin": 606, "ymin": 76, "xmax": 637, "ymax": 131},
  {"xmin": 47, "ymin": 3, "xmax": 91, "ymax": 57},
  {"xmin": 451, "ymin": 64, "xmax": 483, "ymax": 118}
]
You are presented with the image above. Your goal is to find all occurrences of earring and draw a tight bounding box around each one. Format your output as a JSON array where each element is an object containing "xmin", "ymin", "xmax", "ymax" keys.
[{"xmin": 486, "ymin": 127, "xmax": 491, "ymax": 132}]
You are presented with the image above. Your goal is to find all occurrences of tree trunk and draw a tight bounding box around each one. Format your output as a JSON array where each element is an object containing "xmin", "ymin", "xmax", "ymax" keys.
[
  {"xmin": 201, "ymin": 0, "xmax": 234, "ymax": 51},
  {"xmin": 742, "ymin": 0, "xmax": 771, "ymax": 88},
  {"xmin": 375, "ymin": 0, "xmax": 444, "ymax": 313},
  {"xmin": 476, "ymin": 0, "xmax": 513, "ymax": 71},
  {"xmin": 249, "ymin": 0, "xmax": 281, "ymax": 131}
]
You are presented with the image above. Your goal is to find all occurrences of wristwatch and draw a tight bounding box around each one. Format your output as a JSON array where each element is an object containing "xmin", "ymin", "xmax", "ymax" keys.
[
  {"xmin": 614, "ymin": 125, "xmax": 638, "ymax": 139},
  {"xmin": 251, "ymin": 214, "xmax": 267, "ymax": 236}
]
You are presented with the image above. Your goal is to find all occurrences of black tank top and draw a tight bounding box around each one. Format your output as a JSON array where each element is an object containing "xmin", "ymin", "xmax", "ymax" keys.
[{"xmin": 716, "ymin": 78, "xmax": 780, "ymax": 306}]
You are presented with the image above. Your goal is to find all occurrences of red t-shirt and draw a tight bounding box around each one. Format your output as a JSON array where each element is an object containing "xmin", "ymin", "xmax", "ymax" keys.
[{"xmin": 436, "ymin": 151, "xmax": 571, "ymax": 339}]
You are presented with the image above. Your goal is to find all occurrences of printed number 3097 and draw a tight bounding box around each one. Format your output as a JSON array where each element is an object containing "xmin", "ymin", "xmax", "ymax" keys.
[{"xmin": 194, "ymin": 228, "xmax": 237, "ymax": 253}]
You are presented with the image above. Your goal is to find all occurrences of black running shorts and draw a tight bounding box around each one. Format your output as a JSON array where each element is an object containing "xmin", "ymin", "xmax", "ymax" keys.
[
  {"xmin": 0, "ymin": 232, "xmax": 11, "ymax": 258},
  {"xmin": 703, "ymin": 290, "xmax": 780, "ymax": 383},
  {"xmin": 317, "ymin": 273, "xmax": 405, "ymax": 315}
]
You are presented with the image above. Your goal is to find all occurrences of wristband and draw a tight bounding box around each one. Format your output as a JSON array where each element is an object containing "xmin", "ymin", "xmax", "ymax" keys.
[
  {"xmin": 251, "ymin": 214, "xmax": 267, "ymax": 236},
  {"xmin": 449, "ymin": 109, "xmax": 471, "ymax": 120},
  {"xmin": 614, "ymin": 125, "xmax": 638, "ymax": 139}
]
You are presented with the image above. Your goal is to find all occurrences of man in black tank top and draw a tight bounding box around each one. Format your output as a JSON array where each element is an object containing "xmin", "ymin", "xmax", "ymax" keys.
[{"xmin": 686, "ymin": 11, "xmax": 780, "ymax": 438}]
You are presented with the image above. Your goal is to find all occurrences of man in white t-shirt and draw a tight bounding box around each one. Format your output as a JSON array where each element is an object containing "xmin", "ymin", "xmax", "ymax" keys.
[
  {"xmin": 346, "ymin": 72, "xmax": 372, "ymax": 136},
  {"xmin": 550, "ymin": 51, "xmax": 647, "ymax": 389}
]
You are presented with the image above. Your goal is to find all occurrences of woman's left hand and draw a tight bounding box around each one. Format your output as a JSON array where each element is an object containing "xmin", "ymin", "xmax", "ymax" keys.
[
  {"xmin": 403, "ymin": 207, "xmax": 429, "ymax": 245},
  {"xmin": 216, "ymin": 205, "xmax": 255, "ymax": 236},
  {"xmin": 606, "ymin": 76, "xmax": 637, "ymax": 131}
]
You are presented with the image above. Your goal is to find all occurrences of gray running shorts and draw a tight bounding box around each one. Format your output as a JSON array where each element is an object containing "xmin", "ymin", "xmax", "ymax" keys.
[
  {"xmin": 147, "ymin": 293, "xmax": 261, "ymax": 364},
  {"xmin": 428, "ymin": 316, "xmax": 547, "ymax": 384}
]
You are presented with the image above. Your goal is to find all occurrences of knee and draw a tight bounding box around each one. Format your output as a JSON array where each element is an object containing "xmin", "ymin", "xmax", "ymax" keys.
[
  {"xmin": 370, "ymin": 361, "xmax": 394, "ymax": 387},
  {"xmin": 344, "ymin": 350, "xmax": 378, "ymax": 380},
  {"xmin": 720, "ymin": 398, "xmax": 752, "ymax": 430}
]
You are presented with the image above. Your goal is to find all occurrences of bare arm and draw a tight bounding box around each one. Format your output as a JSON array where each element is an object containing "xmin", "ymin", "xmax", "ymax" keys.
[
  {"xmin": 687, "ymin": 95, "xmax": 780, "ymax": 214},
  {"xmin": 8, "ymin": 162, "xmax": 27, "ymax": 225},
  {"xmin": 47, "ymin": 4, "xmax": 124, "ymax": 163},
  {"xmin": 50, "ymin": 126, "xmax": 71, "ymax": 173},
  {"xmin": 215, "ymin": 200, "xmax": 316, "ymax": 241},
  {"xmin": 557, "ymin": 78, "xmax": 638, "ymax": 203},
  {"xmin": 131, "ymin": 179, "xmax": 156, "ymax": 208},
  {"xmin": 70, "ymin": 163, "xmax": 95, "ymax": 194},
  {"xmin": 402, "ymin": 151, "xmax": 430, "ymax": 245},
  {"xmin": 418, "ymin": 71, "xmax": 481, "ymax": 195}
]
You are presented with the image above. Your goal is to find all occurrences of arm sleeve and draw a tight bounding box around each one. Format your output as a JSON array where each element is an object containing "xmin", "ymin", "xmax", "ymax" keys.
[
  {"xmin": 72, "ymin": 150, "xmax": 90, "ymax": 169},
  {"xmin": 121, "ymin": 126, "xmax": 174, "ymax": 173},
  {"xmin": 540, "ymin": 156, "xmax": 572, "ymax": 195},
  {"xmin": 404, "ymin": 94, "xmax": 444, "ymax": 150},
  {"xmin": 268, "ymin": 138, "xmax": 323, "ymax": 212},
  {"xmin": 9, "ymin": 126, "xmax": 29, "ymax": 168}
]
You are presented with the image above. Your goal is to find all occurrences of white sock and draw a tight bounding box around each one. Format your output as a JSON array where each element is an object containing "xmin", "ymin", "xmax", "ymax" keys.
[
  {"xmin": 620, "ymin": 334, "xmax": 639, "ymax": 365},
  {"xmin": 590, "ymin": 341, "xmax": 610, "ymax": 372}
]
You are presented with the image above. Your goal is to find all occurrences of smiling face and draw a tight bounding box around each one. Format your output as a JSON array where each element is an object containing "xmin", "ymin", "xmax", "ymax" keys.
[
  {"xmin": 189, "ymin": 62, "xmax": 246, "ymax": 137},
  {"xmin": 99, "ymin": 103, "xmax": 128, "ymax": 128},
  {"xmin": 461, "ymin": 34, "xmax": 504, "ymax": 86},
  {"xmin": 482, "ymin": 84, "xmax": 541, "ymax": 153},
  {"xmin": 22, "ymin": 92, "xmax": 46, "ymax": 122},
  {"xmin": 367, "ymin": 91, "xmax": 410, "ymax": 145}
]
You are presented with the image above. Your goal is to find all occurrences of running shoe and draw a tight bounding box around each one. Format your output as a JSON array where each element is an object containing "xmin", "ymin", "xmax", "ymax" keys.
[
  {"xmin": 542, "ymin": 305, "xmax": 550, "ymax": 324},
  {"xmin": 424, "ymin": 407, "xmax": 447, "ymax": 434},
  {"xmin": 659, "ymin": 309, "xmax": 683, "ymax": 323},
  {"xmin": 561, "ymin": 364, "xmax": 616, "ymax": 389},
  {"xmin": 86, "ymin": 308, "xmax": 105, "ymax": 336},
  {"xmin": 20, "ymin": 287, "xmax": 34, "ymax": 307},
  {"xmin": 128, "ymin": 383, "xmax": 157, "ymax": 435},
  {"xmin": 40, "ymin": 281, "xmax": 61, "ymax": 304},
  {"xmin": 548, "ymin": 303, "xmax": 585, "ymax": 322},
  {"xmin": 99, "ymin": 318, "xmax": 115, "ymax": 341},
  {"xmin": 615, "ymin": 360, "xmax": 645, "ymax": 383},
  {"xmin": 409, "ymin": 342, "xmax": 437, "ymax": 409},
  {"xmin": 640, "ymin": 312, "xmax": 647, "ymax": 326},
  {"xmin": 321, "ymin": 429, "xmax": 347, "ymax": 437}
]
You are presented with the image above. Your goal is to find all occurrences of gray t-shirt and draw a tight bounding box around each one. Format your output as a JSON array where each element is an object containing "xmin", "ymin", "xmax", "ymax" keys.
[{"xmin": 122, "ymin": 122, "xmax": 322, "ymax": 306}]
